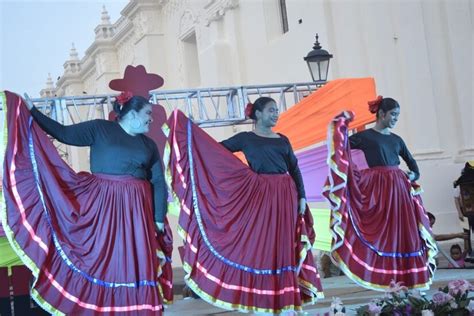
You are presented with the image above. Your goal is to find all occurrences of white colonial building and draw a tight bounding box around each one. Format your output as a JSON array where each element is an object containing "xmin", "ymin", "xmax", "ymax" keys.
[{"xmin": 41, "ymin": 0, "xmax": 472, "ymax": 238}]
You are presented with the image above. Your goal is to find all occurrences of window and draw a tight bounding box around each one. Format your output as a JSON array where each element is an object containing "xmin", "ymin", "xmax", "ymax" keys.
[
  {"xmin": 279, "ymin": 0, "xmax": 289, "ymax": 33},
  {"xmin": 182, "ymin": 32, "xmax": 201, "ymax": 88}
]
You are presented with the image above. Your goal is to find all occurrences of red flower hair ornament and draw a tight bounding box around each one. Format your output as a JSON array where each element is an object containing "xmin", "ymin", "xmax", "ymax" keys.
[
  {"xmin": 245, "ymin": 102, "xmax": 254, "ymax": 118},
  {"xmin": 116, "ymin": 91, "xmax": 133, "ymax": 106},
  {"xmin": 368, "ymin": 95, "xmax": 383, "ymax": 114}
]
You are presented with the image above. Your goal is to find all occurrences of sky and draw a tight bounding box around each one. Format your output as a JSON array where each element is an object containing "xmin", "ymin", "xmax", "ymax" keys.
[{"xmin": 0, "ymin": 0, "xmax": 128, "ymax": 97}]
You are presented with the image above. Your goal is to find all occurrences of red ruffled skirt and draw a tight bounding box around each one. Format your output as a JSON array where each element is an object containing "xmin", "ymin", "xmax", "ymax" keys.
[
  {"xmin": 323, "ymin": 112, "xmax": 437, "ymax": 291},
  {"xmin": 1, "ymin": 91, "xmax": 172, "ymax": 315},
  {"xmin": 163, "ymin": 110, "xmax": 323, "ymax": 313}
]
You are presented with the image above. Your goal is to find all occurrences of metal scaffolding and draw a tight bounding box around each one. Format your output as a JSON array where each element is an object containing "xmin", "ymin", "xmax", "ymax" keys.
[
  {"xmin": 1, "ymin": 82, "xmax": 324, "ymax": 162},
  {"xmin": 24, "ymin": 81, "xmax": 324, "ymax": 127}
]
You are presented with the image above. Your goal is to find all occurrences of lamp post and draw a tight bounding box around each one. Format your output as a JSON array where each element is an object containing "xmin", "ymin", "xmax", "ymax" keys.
[{"xmin": 304, "ymin": 34, "xmax": 333, "ymax": 82}]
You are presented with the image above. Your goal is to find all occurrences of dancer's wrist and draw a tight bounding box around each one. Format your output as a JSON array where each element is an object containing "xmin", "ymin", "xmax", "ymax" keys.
[{"xmin": 155, "ymin": 222, "xmax": 165, "ymax": 233}]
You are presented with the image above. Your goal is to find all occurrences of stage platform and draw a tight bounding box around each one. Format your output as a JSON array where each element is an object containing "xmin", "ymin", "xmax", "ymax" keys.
[{"xmin": 165, "ymin": 269, "xmax": 474, "ymax": 315}]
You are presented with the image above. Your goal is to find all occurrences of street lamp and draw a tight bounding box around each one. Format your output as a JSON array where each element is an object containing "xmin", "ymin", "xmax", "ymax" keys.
[{"xmin": 304, "ymin": 34, "xmax": 333, "ymax": 82}]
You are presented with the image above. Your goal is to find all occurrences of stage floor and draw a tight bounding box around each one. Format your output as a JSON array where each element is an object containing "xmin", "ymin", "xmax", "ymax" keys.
[{"xmin": 165, "ymin": 269, "xmax": 474, "ymax": 315}]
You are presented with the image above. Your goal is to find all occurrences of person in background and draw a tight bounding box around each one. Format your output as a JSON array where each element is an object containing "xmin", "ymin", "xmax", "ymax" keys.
[
  {"xmin": 454, "ymin": 161, "xmax": 474, "ymax": 256},
  {"xmin": 428, "ymin": 212, "xmax": 468, "ymax": 245},
  {"xmin": 448, "ymin": 244, "xmax": 466, "ymax": 268}
]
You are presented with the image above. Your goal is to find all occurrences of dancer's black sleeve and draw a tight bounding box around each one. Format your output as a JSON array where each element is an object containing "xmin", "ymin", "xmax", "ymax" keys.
[{"xmin": 30, "ymin": 107, "xmax": 96, "ymax": 146}]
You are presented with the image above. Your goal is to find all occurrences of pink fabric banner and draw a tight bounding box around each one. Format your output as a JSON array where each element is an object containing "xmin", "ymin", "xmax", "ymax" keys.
[
  {"xmin": 298, "ymin": 147, "xmax": 368, "ymax": 202},
  {"xmin": 0, "ymin": 182, "xmax": 4, "ymax": 236}
]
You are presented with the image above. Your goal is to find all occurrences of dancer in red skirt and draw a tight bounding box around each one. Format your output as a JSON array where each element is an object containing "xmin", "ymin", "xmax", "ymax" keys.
[
  {"xmin": 1, "ymin": 90, "xmax": 170, "ymax": 315},
  {"xmin": 164, "ymin": 97, "xmax": 323, "ymax": 314},
  {"xmin": 323, "ymin": 96, "xmax": 438, "ymax": 291}
]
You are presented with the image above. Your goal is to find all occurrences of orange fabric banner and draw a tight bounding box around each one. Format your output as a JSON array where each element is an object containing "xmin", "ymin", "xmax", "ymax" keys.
[{"xmin": 274, "ymin": 77, "xmax": 376, "ymax": 151}]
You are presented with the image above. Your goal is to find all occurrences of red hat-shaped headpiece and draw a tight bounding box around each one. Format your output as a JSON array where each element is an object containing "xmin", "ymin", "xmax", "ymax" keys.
[{"xmin": 109, "ymin": 65, "xmax": 164, "ymax": 97}]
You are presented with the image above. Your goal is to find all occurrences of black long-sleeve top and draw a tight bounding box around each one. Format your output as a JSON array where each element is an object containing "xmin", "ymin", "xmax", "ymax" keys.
[
  {"xmin": 349, "ymin": 129, "xmax": 420, "ymax": 180},
  {"xmin": 30, "ymin": 107, "xmax": 167, "ymax": 222},
  {"xmin": 221, "ymin": 132, "xmax": 306, "ymax": 199}
]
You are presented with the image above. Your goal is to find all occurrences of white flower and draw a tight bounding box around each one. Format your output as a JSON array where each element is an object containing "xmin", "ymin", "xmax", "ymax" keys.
[
  {"xmin": 411, "ymin": 289, "xmax": 423, "ymax": 299},
  {"xmin": 367, "ymin": 302, "xmax": 382, "ymax": 315},
  {"xmin": 386, "ymin": 280, "xmax": 408, "ymax": 293},
  {"xmin": 450, "ymin": 301, "xmax": 458, "ymax": 309},
  {"xmin": 467, "ymin": 300, "xmax": 474, "ymax": 312},
  {"xmin": 330, "ymin": 297, "xmax": 344, "ymax": 312},
  {"xmin": 329, "ymin": 297, "xmax": 345, "ymax": 315},
  {"xmin": 421, "ymin": 310, "xmax": 434, "ymax": 316},
  {"xmin": 331, "ymin": 297, "xmax": 343, "ymax": 306}
]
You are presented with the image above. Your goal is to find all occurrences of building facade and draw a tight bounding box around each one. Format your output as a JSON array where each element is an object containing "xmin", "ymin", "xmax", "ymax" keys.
[{"xmin": 41, "ymin": 0, "xmax": 473, "ymax": 236}]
